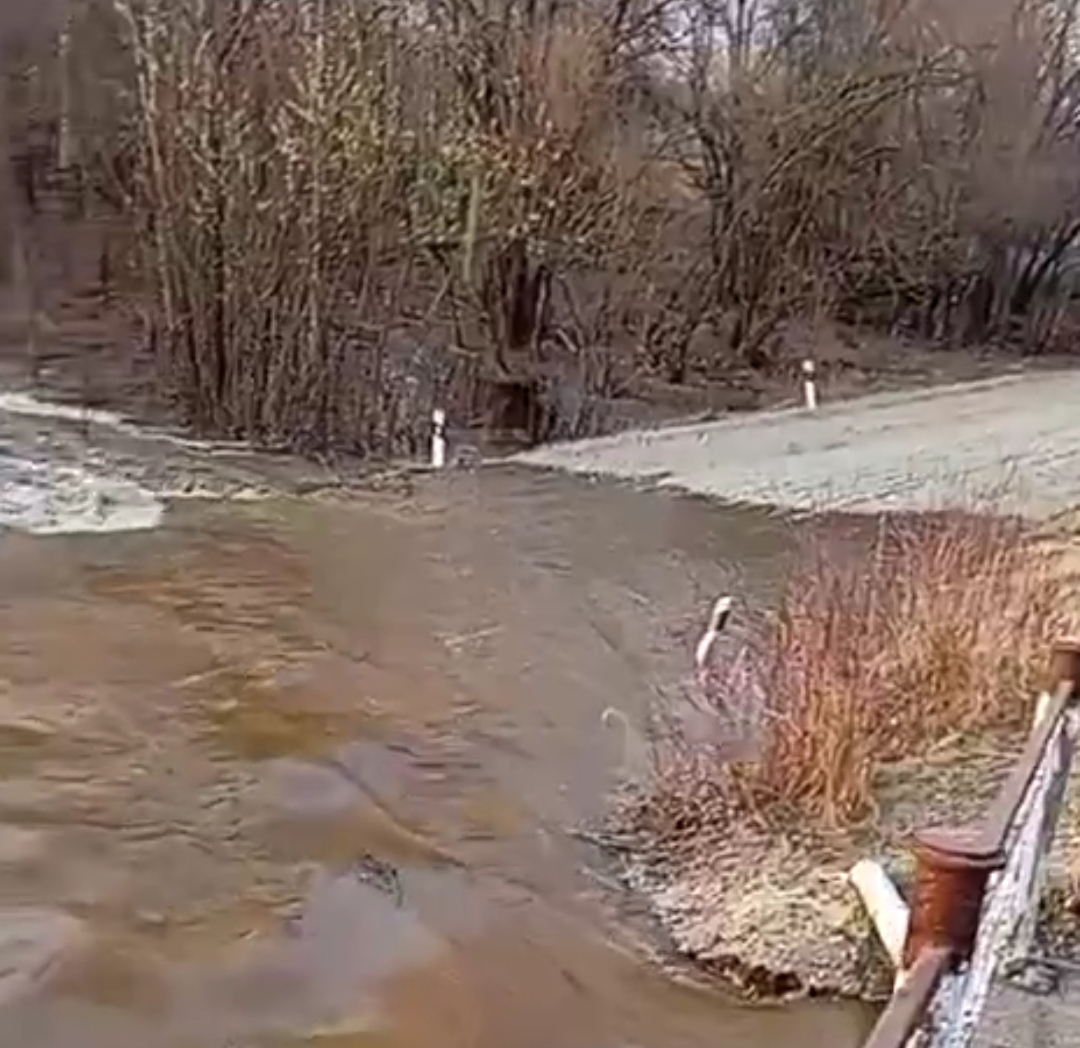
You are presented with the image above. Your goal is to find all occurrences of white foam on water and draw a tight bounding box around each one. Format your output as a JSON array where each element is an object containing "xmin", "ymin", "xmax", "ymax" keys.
[
  {"xmin": 0, "ymin": 454, "xmax": 164, "ymax": 535},
  {"xmin": 0, "ymin": 391, "xmax": 129, "ymax": 431},
  {"xmin": 0, "ymin": 389, "xmax": 253, "ymax": 453}
]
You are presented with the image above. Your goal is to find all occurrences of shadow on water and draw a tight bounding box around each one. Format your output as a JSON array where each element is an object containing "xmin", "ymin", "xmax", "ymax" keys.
[{"xmin": 0, "ymin": 466, "xmax": 876, "ymax": 1048}]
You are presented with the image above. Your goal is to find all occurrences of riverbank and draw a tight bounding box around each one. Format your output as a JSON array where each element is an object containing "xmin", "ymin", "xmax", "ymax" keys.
[
  {"xmin": 596, "ymin": 711, "xmax": 1080, "ymax": 1001},
  {"xmin": 588, "ymin": 520, "xmax": 1080, "ymax": 1002},
  {"xmin": 514, "ymin": 370, "xmax": 1080, "ymax": 1001}
]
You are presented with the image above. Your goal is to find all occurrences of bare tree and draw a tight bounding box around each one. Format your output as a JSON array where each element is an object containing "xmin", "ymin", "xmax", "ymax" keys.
[{"xmin": 4, "ymin": 0, "xmax": 1080, "ymax": 450}]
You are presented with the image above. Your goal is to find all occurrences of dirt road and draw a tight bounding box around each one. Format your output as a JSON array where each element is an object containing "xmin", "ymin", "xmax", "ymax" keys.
[{"xmin": 516, "ymin": 371, "xmax": 1080, "ymax": 517}]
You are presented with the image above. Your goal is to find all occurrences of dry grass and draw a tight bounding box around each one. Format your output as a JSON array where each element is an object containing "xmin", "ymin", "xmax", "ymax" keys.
[{"xmin": 655, "ymin": 510, "xmax": 1069, "ymax": 831}]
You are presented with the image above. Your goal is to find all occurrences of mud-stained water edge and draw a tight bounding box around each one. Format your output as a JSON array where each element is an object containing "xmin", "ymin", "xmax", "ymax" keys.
[{"xmin": 0, "ymin": 466, "xmax": 874, "ymax": 1048}]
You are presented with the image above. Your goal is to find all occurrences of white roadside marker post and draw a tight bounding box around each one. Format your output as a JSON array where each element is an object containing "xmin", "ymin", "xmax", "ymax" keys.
[
  {"xmin": 802, "ymin": 358, "xmax": 818, "ymax": 411},
  {"xmin": 431, "ymin": 408, "xmax": 447, "ymax": 469}
]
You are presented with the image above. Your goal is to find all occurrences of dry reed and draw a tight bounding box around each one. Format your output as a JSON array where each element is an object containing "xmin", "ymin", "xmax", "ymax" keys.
[{"xmin": 656, "ymin": 511, "xmax": 1068, "ymax": 830}]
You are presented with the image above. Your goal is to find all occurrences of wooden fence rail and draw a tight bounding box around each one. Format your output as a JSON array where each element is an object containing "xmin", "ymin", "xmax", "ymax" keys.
[{"xmin": 855, "ymin": 641, "xmax": 1080, "ymax": 1048}]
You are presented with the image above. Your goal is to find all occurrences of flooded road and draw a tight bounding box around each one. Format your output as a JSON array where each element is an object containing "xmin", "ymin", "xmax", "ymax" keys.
[{"xmin": 0, "ymin": 465, "xmax": 874, "ymax": 1048}]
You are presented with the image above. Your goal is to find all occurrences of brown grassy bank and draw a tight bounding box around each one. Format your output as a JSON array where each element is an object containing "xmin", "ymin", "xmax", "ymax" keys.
[
  {"xmin": 599, "ymin": 507, "xmax": 1080, "ymax": 999},
  {"xmin": 3, "ymin": 1, "xmax": 1080, "ymax": 456}
]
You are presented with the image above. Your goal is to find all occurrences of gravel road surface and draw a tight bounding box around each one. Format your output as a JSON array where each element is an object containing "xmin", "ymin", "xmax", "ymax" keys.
[{"xmin": 515, "ymin": 372, "xmax": 1080, "ymax": 517}]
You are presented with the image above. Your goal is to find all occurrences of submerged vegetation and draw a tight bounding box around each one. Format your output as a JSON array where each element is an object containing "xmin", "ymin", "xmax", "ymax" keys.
[{"xmin": 633, "ymin": 508, "xmax": 1067, "ymax": 835}]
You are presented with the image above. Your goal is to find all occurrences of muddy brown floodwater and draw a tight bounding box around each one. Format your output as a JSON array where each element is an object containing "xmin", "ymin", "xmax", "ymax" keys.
[{"xmin": 0, "ymin": 465, "xmax": 875, "ymax": 1048}]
